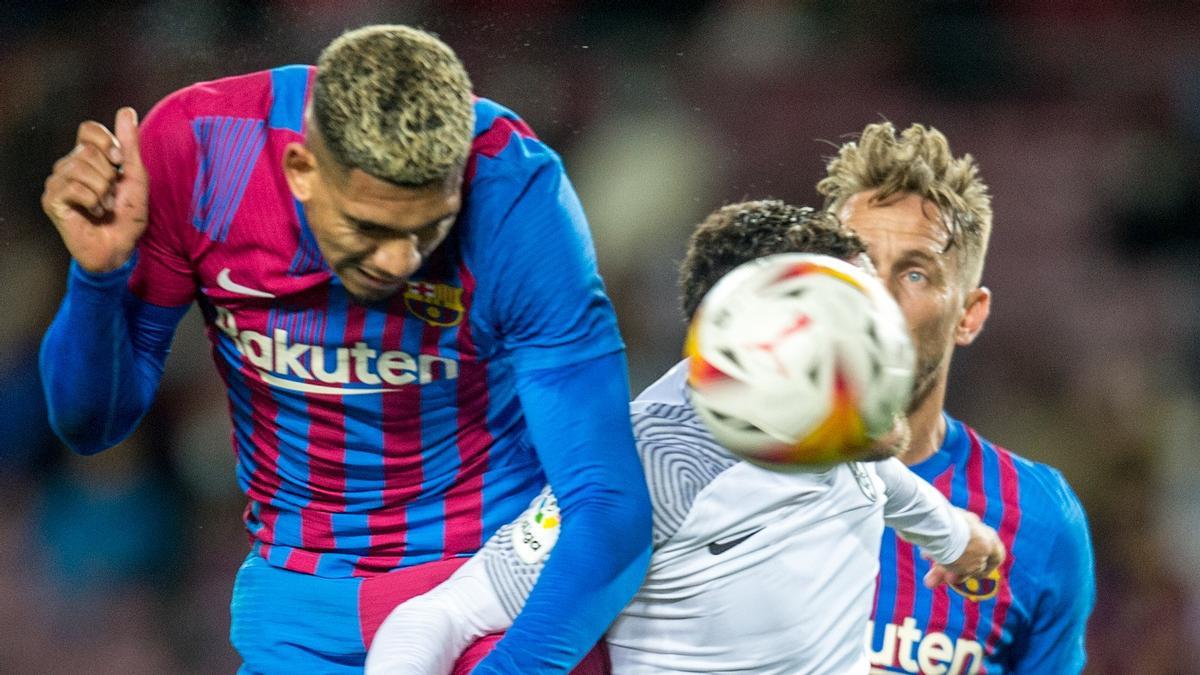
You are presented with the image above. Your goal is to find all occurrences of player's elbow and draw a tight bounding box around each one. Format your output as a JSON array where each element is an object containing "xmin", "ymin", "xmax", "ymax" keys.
[
  {"xmin": 52, "ymin": 428, "xmax": 114, "ymax": 456},
  {"xmin": 42, "ymin": 366, "xmax": 148, "ymax": 456},
  {"xmin": 45, "ymin": 404, "xmax": 136, "ymax": 456},
  {"xmin": 40, "ymin": 358, "xmax": 113, "ymax": 455},
  {"xmin": 48, "ymin": 415, "xmax": 116, "ymax": 456}
]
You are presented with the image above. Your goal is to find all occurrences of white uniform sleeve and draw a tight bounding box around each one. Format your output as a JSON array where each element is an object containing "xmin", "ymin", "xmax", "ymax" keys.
[
  {"xmin": 364, "ymin": 554, "xmax": 509, "ymax": 675},
  {"xmin": 364, "ymin": 487, "xmax": 552, "ymax": 675},
  {"xmin": 875, "ymin": 458, "xmax": 970, "ymax": 565}
]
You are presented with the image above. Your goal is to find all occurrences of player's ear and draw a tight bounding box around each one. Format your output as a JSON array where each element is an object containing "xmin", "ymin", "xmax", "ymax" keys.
[
  {"xmin": 955, "ymin": 286, "xmax": 991, "ymax": 347},
  {"xmin": 283, "ymin": 142, "xmax": 318, "ymax": 201}
]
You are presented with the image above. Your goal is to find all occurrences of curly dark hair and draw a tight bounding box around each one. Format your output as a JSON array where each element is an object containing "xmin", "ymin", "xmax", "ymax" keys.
[{"xmin": 679, "ymin": 200, "xmax": 867, "ymax": 319}]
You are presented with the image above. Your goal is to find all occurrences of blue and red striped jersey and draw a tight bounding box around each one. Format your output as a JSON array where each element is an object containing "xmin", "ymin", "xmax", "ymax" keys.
[
  {"xmin": 868, "ymin": 414, "xmax": 1095, "ymax": 674},
  {"xmin": 126, "ymin": 65, "xmax": 624, "ymax": 578}
]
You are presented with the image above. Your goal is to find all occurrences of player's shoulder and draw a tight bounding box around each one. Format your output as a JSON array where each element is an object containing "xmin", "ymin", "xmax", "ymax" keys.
[
  {"xmin": 966, "ymin": 422, "xmax": 1087, "ymax": 533},
  {"xmin": 630, "ymin": 401, "xmax": 737, "ymax": 476},
  {"xmin": 629, "ymin": 364, "xmax": 709, "ymax": 442},
  {"xmin": 1014, "ymin": 454, "xmax": 1085, "ymax": 519},
  {"xmin": 145, "ymin": 67, "xmax": 293, "ymax": 130},
  {"xmin": 467, "ymin": 97, "xmax": 559, "ymax": 181},
  {"xmin": 629, "ymin": 399, "xmax": 740, "ymax": 547},
  {"xmin": 631, "ymin": 400, "xmax": 702, "ymax": 434}
]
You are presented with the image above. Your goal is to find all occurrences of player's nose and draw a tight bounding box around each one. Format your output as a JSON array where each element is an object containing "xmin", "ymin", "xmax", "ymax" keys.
[{"xmin": 371, "ymin": 237, "xmax": 422, "ymax": 281}]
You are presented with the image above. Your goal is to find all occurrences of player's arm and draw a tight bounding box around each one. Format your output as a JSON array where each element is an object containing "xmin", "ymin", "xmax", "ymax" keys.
[
  {"xmin": 40, "ymin": 102, "xmax": 196, "ymax": 454},
  {"xmin": 366, "ymin": 429, "xmax": 707, "ymax": 673},
  {"xmin": 874, "ymin": 458, "xmax": 1005, "ymax": 586},
  {"xmin": 1008, "ymin": 471, "xmax": 1095, "ymax": 673},
  {"xmin": 366, "ymin": 488, "xmax": 556, "ymax": 674},
  {"xmin": 469, "ymin": 139, "xmax": 652, "ymax": 673}
]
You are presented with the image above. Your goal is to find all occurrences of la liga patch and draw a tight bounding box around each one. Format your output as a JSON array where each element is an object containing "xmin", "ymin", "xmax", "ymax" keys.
[{"xmin": 513, "ymin": 492, "xmax": 561, "ymax": 565}]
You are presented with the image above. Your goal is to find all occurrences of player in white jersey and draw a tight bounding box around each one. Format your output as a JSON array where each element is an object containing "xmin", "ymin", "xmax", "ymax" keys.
[{"xmin": 365, "ymin": 201, "xmax": 1004, "ymax": 675}]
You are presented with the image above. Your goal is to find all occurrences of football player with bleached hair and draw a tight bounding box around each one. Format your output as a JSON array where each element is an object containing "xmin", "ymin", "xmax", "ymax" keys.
[{"xmin": 39, "ymin": 24, "xmax": 650, "ymax": 674}]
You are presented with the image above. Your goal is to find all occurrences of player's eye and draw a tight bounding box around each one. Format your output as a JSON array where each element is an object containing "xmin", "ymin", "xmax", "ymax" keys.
[
  {"xmin": 415, "ymin": 216, "xmax": 454, "ymax": 243},
  {"xmin": 354, "ymin": 222, "xmax": 389, "ymax": 237},
  {"xmin": 904, "ymin": 270, "xmax": 928, "ymax": 284}
]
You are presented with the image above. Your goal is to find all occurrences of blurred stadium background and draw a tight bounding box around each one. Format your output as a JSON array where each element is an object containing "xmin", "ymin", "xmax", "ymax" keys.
[{"xmin": 1, "ymin": 1, "xmax": 1197, "ymax": 672}]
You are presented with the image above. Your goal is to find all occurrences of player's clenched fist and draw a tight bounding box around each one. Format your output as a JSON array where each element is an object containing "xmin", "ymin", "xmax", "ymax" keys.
[
  {"xmin": 923, "ymin": 509, "xmax": 1006, "ymax": 589},
  {"xmin": 41, "ymin": 107, "xmax": 148, "ymax": 274}
]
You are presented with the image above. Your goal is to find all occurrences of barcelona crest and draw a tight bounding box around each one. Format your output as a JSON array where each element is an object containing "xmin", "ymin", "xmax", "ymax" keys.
[
  {"xmin": 403, "ymin": 280, "xmax": 464, "ymax": 327},
  {"xmin": 950, "ymin": 567, "xmax": 1001, "ymax": 602}
]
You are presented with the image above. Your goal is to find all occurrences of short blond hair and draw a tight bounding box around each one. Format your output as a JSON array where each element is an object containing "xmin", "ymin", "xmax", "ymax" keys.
[
  {"xmin": 816, "ymin": 122, "xmax": 993, "ymax": 287},
  {"xmin": 313, "ymin": 25, "xmax": 474, "ymax": 186}
]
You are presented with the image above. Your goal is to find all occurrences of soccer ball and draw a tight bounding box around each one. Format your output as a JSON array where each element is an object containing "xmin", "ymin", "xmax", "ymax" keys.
[{"xmin": 685, "ymin": 253, "xmax": 914, "ymax": 469}]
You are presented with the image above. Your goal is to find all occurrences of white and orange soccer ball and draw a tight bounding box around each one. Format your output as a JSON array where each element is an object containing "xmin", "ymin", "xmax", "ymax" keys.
[{"xmin": 685, "ymin": 253, "xmax": 914, "ymax": 469}]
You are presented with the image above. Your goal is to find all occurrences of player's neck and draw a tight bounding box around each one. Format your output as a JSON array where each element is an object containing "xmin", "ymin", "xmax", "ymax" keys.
[{"xmin": 900, "ymin": 378, "xmax": 949, "ymax": 466}]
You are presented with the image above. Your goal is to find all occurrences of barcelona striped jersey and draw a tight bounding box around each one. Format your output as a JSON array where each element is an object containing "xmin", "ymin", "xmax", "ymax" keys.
[
  {"xmin": 869, "ymin": 414, "xmax": 1095, "ymax": 674},
  {"xmin": 123, "ymin": 65, "xmax": 624, "ymax": 578}
]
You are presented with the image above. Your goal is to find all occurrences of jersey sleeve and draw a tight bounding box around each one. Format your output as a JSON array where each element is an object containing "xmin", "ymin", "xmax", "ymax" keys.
[
  {"xmin": 458, "ymin": 123, "xmax": 650, "ymax": 671},
  {"xmin": 475, "ymin": 351, "xmax": 652, "ymax": 673},
  {"xmin": 467, "ymin": 133, "xmax": 623, "ymax": 372},
  {"xmin": 128, "ymin": 89, "xmax": 199, "ymax": 307},
  {"xmin": 876, "ymin": 458, "xmax": 970, "ymax": 565},
  {"xmin": 1010, "ymin": 469, "xmax": 1095, "ymax": 673},
  {"xmin": 40, "ymin": 259, "xmax": 189, "ymax": 454},
  {"xmin": 631, "ymin": 405, "xmax": 741, "ymax": 548}
]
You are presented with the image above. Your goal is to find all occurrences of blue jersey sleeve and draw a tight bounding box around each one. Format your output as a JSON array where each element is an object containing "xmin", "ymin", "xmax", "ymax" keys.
[
  {"xmin": 474, "ymin": 351, "xmax": 652, "ymax": 673},
  {"xmin": 464, "ymin": 112, "xmax": 650, "ymax": 671},
  {"xmin": 40, "ymin": 258, "xmax": 189, "ymax": 454},
  {"xmin": 1011, "ymin": 469, "xmax": 1095, "ymax": 673},
  {"xmin": 467, "ymin": 130, "xmax": 623, "ymax": 372}
]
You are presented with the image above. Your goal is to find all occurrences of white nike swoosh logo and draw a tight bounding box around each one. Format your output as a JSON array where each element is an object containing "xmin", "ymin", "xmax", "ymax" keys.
[
  {"xmin": 259, "ymin": 372, "xmax": 396, "ymax": 395},
  {"xmin": 216, "ymin": 268, "xmax": 275, "ymax": 298}
]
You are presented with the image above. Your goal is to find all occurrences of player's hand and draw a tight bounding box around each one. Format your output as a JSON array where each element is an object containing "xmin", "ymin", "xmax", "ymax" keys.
[
  {"xmin": 923, "ymin": 509, "xmax": 1005, "ymax": 589},
  {"xmin": 42, "ymin": 107, "xmax": 149, "ymax": 274}
]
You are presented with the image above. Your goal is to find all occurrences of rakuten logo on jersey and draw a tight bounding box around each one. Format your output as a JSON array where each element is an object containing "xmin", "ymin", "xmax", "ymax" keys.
[
  {"xmin": 214, "ymin": 306, "xmax": 458, "ymax": 394},
  {"xmin": 865, "ymin": 618, "xmax": 983, "ymax": 675}
]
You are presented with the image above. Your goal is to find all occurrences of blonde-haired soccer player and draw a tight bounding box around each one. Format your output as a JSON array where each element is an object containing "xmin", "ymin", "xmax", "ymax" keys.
[
  {"xmin": 39, "ymin": 24, "xmax": 649, "ymax": 673},
  {"xmin": 819, "ymin": 122, "xmax": 1094, "ymax": 674}
]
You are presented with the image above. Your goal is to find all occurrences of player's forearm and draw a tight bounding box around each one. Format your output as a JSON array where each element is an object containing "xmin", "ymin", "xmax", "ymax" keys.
[
  {"xmin": 40, "ymin": 258, "xmax": 183, "ymax": 454},
  {"xmin": 478, "ymin": 352, "xmax": 652, "ymax": 672}
]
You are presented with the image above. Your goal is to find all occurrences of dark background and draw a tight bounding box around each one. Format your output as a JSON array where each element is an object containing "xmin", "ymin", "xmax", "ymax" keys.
[{"xmin": 1, "ymin": 1, "xmax": 1197, "ymax": 672}]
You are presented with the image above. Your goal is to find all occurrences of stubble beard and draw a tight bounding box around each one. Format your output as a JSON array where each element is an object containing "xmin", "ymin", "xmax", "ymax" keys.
[{"xmin": 906, "ymin": 348, "xmax": 944, "ymax": 416}]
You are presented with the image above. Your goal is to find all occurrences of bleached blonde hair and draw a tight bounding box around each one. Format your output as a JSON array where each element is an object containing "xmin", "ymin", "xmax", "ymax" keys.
[
  {"xmin": 816, "ymin": 122, "xmax": 993, "ymax": 288},
  {"xmin": 313, "ymin": 25, "xmax": 474, "ymax": 186}
]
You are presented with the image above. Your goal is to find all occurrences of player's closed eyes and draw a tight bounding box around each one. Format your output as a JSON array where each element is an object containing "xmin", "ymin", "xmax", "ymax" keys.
[
  {"xmin": 353, "ymin": 217, "xmax": 450, "ymax": 242},
  {"xmin": 353, "ymin": 221, "xmax": 392, "ymax": 237}
]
